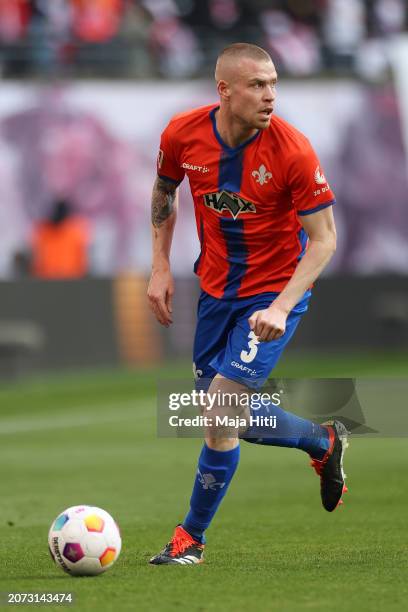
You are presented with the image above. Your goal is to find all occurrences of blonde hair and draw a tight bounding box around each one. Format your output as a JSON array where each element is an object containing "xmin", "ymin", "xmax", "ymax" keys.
[
  {"xmin": 215, "ymin": 43, "xmax": 272, "ymax": 81},
  {"xmin": 217, "ymin": 43, "xmax": 271, "ymax": 64}
]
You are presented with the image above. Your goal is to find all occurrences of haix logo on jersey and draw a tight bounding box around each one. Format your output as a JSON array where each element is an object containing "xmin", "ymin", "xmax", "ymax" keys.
[
  {"xmin": 203, "ymin": 191, "xmax": 257, "ymax": 220},
  {"xmin": 314, "ymin": 166, "xmax": 327, "ymax": 185},
  {"xmin": 252, "ymin": 164, "xmax": 272, "ymax": 185},
  {"xmin": 182, "ymin": 162, "xmax": 210, "ymax": 173}
]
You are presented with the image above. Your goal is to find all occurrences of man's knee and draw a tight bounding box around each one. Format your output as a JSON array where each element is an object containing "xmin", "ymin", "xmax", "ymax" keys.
[{"xmin": 204, "ymin": 374, "xmax": 252, "ymax": 446}]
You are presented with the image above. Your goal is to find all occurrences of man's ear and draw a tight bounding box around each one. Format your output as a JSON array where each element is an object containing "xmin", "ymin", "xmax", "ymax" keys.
[{"xmin": 217, "ymin": 80, "xmax": 231, "ymax": 102}]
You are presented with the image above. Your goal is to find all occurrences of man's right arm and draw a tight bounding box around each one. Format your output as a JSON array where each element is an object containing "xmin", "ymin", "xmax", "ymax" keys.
[{"xmin": 147, "ymin": 176, "xmax": 178, "ymax": 327}]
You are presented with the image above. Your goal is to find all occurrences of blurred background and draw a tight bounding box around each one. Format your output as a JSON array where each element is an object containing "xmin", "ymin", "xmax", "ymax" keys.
[
  {"xmin": 0, "ymin": 0, "xmax": 407, "ymax": 377},
  {"xmin": 1, "ymin": 6, "xmax": 407, "ymax": 604}
]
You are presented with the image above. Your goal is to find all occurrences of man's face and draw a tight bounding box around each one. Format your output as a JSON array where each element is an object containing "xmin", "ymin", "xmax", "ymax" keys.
[{"xmin": 224, "ymin": 58, "xmax": 278, "ymax": 130}]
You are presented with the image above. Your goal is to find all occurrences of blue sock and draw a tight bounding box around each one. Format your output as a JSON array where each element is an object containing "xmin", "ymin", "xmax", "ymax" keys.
[
  {"xmin": 182, "ymin": 443, "xmax": 240, "ymax": 543},
  {"xmin": 241, "ymin": 400, "xmax": 330, "ymax": 459}
]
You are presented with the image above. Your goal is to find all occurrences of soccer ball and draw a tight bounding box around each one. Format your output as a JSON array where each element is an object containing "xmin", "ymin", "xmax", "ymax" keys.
[{"xmin": 48, "ymin": 505, "xmax": 121, "ymax": 576}]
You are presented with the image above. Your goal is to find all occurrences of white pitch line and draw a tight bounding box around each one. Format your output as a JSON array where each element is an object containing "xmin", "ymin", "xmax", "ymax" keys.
[{"xmin": 0, "ymin": 399, "xmax": 154, "ymax": 435}]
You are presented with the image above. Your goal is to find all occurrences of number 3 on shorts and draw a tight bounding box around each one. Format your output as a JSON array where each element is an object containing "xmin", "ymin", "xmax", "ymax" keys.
[{"xmin": 240, "ymin": 331, "xmax": 260, "ymax": 363}]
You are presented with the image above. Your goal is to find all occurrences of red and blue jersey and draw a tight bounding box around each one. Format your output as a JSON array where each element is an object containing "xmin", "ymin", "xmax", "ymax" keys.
[{"xmin": 157, "ymin": 103, "xmax": 335, "ymax": 299}]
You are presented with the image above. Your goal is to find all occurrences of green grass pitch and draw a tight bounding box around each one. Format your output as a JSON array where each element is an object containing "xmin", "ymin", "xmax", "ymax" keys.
[{"xmin": 1, "ymin": 352, "xmax": 407, "ymax": 611}]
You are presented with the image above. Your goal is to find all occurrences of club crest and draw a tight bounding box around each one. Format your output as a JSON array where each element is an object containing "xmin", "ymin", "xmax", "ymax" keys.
[{"xmin": 252, "ymin": 164, "xmax": 272, "ymax": 186}]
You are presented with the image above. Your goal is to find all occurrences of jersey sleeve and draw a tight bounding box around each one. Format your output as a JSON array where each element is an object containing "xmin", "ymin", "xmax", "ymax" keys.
[
  {"xmin": 287, "ymin": 139, "xmax": 336, "ymax": 216},
  {"xmin": 157, "ymin": 121, "xmax": 185, "ymax": 185}
]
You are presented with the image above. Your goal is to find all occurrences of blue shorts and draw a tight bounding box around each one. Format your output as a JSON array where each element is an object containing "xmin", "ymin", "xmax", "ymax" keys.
[{"xmin": 193, "ymin": 289, "xmax": 311, "ymax": 391}]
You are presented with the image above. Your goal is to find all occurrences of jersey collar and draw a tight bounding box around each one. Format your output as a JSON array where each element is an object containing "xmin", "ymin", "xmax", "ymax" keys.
[{"xmin": 209, "ymin": 106, "xmax": 261, "ymax": 153}]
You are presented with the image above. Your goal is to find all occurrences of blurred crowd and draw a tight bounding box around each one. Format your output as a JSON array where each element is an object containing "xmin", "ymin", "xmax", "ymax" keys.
[{"xmin": 0, "ymin": 0, "xmax": 407, "ymax": 79}]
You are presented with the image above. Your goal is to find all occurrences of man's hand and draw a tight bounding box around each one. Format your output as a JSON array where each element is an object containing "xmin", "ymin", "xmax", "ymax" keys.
[
  {"xmin": 248, "ymin": 304, "xmax": 288, "ymax": 342},
  {"xmin": 248, "ymin": 207, "xmax": 337, "ymax": 342},
  {"xmin": 147, "ymin": 266, "xmax": 174, "ymax": 327}
]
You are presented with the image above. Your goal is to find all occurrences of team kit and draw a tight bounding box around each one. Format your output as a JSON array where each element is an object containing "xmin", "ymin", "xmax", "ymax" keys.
[{"xmin": 148, "ymin": 45, "xmax": 349, "ymax": 566}]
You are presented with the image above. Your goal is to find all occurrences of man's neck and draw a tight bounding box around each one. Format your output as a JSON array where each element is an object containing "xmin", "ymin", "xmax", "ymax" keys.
[{"xmin": 215, "ymin": 107, "xmax": 258, "ymax": 149}]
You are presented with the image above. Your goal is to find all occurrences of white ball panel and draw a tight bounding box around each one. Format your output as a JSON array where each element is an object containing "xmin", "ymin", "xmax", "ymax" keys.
[
  {"xmin": 48, "ymin": 532, "xmax": 65, "ymax": 552},
  {"xmin": 105, "ymin": 528, "xmax": 121, "ymax": 552},
  {"xmin": 66, "ymin": 505, "xmax": 93, "ymax": 519},
  {"xmin": 70, "ymin": 556, "xmax": 105, "ymax": 576},
  {"xmin": 83, "ymin": 532, "xmax": 107, "ymax": 558},
  {"xmin": 61, "ymin": 518, "xmax": 86, "ymax": 541}
]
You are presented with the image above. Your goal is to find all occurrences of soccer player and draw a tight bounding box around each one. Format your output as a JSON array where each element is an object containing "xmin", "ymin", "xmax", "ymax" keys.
[{"xmin": 148, "ymin": 43, "xmax": 349, "ymax": 565}]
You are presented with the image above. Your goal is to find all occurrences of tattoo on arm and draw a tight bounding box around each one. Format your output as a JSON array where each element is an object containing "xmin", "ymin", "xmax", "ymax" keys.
[{"xmin": 151, "ymin": 177, "xmax": 177, "ymax": 227}]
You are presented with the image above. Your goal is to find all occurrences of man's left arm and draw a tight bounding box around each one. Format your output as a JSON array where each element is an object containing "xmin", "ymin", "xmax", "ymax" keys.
[{"xmin": 249, "ymin": 205, "xmax": 336, "ymax": 342}]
